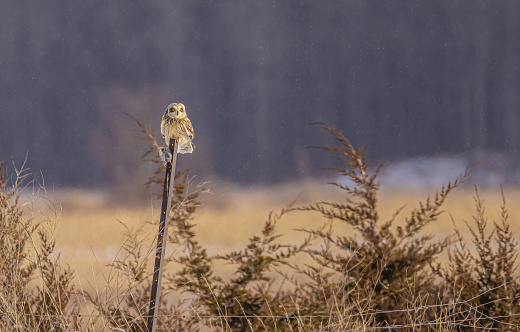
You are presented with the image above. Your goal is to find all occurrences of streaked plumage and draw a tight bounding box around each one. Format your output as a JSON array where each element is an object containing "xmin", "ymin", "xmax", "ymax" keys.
[{"xmin": 160, "ymin": 103, "xmax": 195, "ymax": 154}]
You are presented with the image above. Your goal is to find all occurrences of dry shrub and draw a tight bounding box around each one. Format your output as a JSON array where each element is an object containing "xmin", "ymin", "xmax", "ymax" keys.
[
  {"xmin": 4, "ymin": 120, "xmax": 520, "ymax": 331},
  {"xmin": 441, "ymin": 187, "xmax": 520, "ymax": 329},
  {"xmin": 0, "ymin": 162, "xmax": 76, "ymax": 331},
  {"xmin": 89, "ymin": 121, "xmax": 520, "ymax": 331}
]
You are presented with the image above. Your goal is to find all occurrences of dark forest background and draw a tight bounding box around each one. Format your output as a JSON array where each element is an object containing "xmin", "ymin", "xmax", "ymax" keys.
[{"xmin": 1, "ymin": 1, "xmax": 520, "ymax": 187}]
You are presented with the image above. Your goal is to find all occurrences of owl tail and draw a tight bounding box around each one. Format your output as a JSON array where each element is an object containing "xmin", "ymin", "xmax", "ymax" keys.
[{"xmin": 177, "ymin": 138, "xmax": 194, "ymax": 154}]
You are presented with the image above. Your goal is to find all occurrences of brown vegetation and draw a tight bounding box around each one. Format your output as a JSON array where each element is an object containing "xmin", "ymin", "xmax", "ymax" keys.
[
  {"xmin": 2, "ymin": 123, "xmax": 520, "ymax": 331},
  {"xmin": 0, "ymin": 163, "xmax": 76, "ymax": 331}
]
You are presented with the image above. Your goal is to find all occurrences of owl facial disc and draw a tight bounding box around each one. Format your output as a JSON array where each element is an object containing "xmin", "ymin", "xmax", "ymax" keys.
[{"xmin": 166, "ymin": 103, "xmax": 185, "ymax": 119}]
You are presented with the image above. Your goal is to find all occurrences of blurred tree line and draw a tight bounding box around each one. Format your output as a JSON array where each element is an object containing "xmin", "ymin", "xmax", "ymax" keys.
[{"xmin": 1, "ymin": 1, "xmax": 519, "ymax": 186}]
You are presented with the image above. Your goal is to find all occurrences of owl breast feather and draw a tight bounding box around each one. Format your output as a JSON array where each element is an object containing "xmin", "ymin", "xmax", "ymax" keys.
[
  {"xmin": 161, "ymin": 115, "xmax": 194, "ymax": 153},
  {"xmin": 162, "ymin": 118, "xmax": 186, "ymax": 140}
]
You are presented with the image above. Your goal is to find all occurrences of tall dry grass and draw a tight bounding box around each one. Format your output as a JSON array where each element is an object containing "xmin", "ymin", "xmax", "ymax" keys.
[
  {"xmin": 0, "ymin": 161, "xmax": 76, "ymax": 331},
  {"xmin": 2, "ymin": 122, "xmax": 520, "ymax": 331}
]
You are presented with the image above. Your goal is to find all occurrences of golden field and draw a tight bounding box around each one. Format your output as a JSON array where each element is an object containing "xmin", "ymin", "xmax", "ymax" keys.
[{"xmin": 30, "ymin": 180, "xmax": 520, "ymax": 291}]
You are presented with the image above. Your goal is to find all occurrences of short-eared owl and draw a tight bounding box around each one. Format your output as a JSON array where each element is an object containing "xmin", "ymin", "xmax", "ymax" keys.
[{"xmin": 159, "ymin": 102, "xmax": 195, "ymax": 162}]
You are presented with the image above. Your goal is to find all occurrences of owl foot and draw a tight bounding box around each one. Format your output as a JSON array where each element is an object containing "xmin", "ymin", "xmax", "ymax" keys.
[{"xmin": 158, "ymin": 147, "xmax": 172, "ymax": 164}]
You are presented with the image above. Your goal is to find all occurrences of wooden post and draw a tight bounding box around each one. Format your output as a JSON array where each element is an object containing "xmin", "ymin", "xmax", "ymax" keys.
[{"xmin": 147, "ymin": 139, "xmax": 177, "ymax": 332}]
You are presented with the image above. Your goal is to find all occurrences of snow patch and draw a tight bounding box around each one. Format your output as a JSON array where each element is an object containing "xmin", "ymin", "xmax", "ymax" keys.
[{"xmin": 337, "ymin": 152, "xmax": 520, "ymax": 191}]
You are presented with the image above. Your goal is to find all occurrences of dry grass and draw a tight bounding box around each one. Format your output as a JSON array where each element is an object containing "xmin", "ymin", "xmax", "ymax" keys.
[
  {"xmin": 47, "ymin": 182, "xmax": 520, "ymax": 292},
  {"xmin": 4, "ymin": 184, "xmax": 520, "ymax": 329},
  {"xmin": 5, "ymin": 121, "xmax": 520, "ymax": 331}
]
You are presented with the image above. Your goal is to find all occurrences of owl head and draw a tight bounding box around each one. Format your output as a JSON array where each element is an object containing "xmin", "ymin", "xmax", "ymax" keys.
[{"xmin": 165, "ymin": 103, "xmax": 187, "ymax": 119}]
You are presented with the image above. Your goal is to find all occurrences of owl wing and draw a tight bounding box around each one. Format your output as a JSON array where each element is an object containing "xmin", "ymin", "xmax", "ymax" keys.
[
  {"xmin": 182, "ymin": 118, "xmax": 194, "ymax": 140},
  {"xmin": 160, "ymin": 116, "xmax": 167, "ymax": 138}
]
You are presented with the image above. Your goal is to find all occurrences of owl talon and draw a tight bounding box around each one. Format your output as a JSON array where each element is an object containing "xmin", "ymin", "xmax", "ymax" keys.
[{"xmin": 158, "ymin": 147, "xmax": 172, "ymax": 164}]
